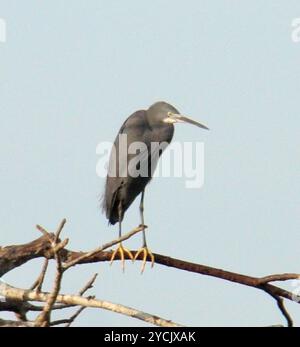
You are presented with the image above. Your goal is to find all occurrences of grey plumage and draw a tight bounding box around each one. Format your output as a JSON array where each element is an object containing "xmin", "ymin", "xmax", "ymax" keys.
[
  {"xmin": 103, "ymin": 101, "xmax": 178, "ymax": 224},
  {"xmin": 101, "ymin": 101, "xmax": 208, "ymax": 271}
]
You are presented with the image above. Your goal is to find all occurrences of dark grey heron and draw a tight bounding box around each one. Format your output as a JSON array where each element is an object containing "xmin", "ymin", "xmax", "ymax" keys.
[{"xmin": 102, "ymin": 101, "xmax": 209, "ymax": 272}]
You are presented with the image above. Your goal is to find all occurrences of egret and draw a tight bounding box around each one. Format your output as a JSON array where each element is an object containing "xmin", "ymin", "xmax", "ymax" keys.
[{"xmin": 102, "ymin": 101, "xmax": 208, "ymax": 272}]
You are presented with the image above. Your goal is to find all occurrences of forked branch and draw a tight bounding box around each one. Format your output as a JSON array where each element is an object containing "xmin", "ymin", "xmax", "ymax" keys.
[{"xmin": 0, "ymin": 219, "xmax": 299, "ymax": 327}]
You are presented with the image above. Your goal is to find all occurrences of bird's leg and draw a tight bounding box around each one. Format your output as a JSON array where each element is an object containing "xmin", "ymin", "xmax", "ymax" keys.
[
  {"xmin": 140, "ymin": 189, "xmax": 146, "ymax": 246},
  {"xmin": 118, "ymin": 205, "xmax": 122, "ymax": 239},
  {"xmin": 110, "ymin": 201, "xmax": 134, "ymax": 271},
  {"xmin": 134, "ymin": 189, "xmax": 155, "ymax": 273}
]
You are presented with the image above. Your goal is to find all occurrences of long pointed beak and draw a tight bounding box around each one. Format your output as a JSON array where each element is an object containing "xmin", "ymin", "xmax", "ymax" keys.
[{"xmin": 165, "ymin": 113, "xmax": 209, "ymax": 130}]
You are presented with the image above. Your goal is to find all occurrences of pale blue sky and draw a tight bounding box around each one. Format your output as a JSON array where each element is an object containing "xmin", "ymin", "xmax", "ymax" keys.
[{"xmin": 0, "ymin": 0, "xmax": 300, "ymax": 326}]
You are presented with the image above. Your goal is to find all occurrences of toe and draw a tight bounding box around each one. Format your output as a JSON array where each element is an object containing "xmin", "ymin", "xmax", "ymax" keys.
[{"xmin": 110, "ymin": 248, "xmax": 118, "ymax": 266}]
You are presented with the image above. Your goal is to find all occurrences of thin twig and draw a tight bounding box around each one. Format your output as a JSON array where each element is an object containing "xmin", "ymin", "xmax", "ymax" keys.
[
  {"xmin": 50, "ymin": 319, "xmax": 71, "ymax": 326},
  {"xmin": 50, "ymin": 304, "xmax": 90, "ymax": 327},
  {"xmin": 65, "ymin": 298, "xmax": 94, "ymax": 327},
  {"xmin": 63, "ymin": 275, "xmax": 98, "ymax": 325},
  {"xmin": 62, "ymin": 225, "xmax": 145, "ymax": 270},
  {"xmin": 34, "ymin": 220, "xmax": 68, "ymax": 326},
  {"xmin": 36, "ymin": 224, "xmax": 50, "ymax": 238},
  {"xmin": 263, "ymin": 287, "xmax": 294, "ymax": 327},
  {"xmin": 54, "ymin": 219, "xmax": 66, "ymax": 244},
  {"xmin": 34, "ymin": 256, "xmax": 64, "ymax": 326},
  {"xmin": 30, "ymin": 259, "xmax": 49, "ymax": 291},
  {"xmin": 46, "ymin": 273, "xmax": 99, "ymax": 311},
  {"xmin": 79, "ymin": 273, "xmax": 98, "ymax": 296},
  {"xmin": 258, "ymin": 274, "xmax": 300, "ymax": 284}
]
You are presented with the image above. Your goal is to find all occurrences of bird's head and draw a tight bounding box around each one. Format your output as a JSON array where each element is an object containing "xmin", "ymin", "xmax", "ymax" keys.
[{"xmin": 147, "ymin": 101, "xmax": 209, "ymax": 130}]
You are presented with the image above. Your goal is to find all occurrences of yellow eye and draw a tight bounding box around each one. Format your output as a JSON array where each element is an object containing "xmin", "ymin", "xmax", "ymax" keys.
[{"xmin": 167, "ymin": 112, "xmax": 172, "ymax": 117}]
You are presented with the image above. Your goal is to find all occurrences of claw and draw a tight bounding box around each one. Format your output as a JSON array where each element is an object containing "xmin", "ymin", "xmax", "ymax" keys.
[
  {"xmin": 134, "ymin": 247, "xmax": 155, "ymax": 274},
  {"xmin": 110, "ymin": 243, "xmax": 134, "ymax": 272}
]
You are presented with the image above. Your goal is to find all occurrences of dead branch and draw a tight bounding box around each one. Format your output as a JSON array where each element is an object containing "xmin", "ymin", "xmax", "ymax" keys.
[
  {"xmin": 30, "ymin": 259, "xmax": 49, "ymax": 292},
  {"xmin": 0, "ymin": 282, "xmax": 183, "ymax": 327},
  {"xmin": 62, "ymin": 225, "xmax": 145, "ymax": 270},
  {"xmin": 0, "ymin": 233, "xmax": 56, "ymax": 277},
  {"xmin": 0, "ymin": 220, "xmax": 299, "ymax": 327},
  {"xmin": 0, "ymin": 318, "xmax": 34, "ymax": 327},
  {"xmin": 34, "ymin": 220, "xmax": 67, "ymax": 327}
]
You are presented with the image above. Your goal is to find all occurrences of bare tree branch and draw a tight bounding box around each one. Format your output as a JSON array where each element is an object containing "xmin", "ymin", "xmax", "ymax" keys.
[
  {"xmin": 0, "ymin": 282, "xmax": 183, "ymax": 327},
  {"xmin": 0, "ymin": 318, "xmax": 34, "ymax": 327},
  {"xmin": 62, "ymin": 225, "xmax": 145, "ymax": 270},
  {"xmin": 34, "ymin": 221, "xmax": 67, "ymax": 327},
  {"xmin": 30, "ymin": 259, "xmax": 49, "ymax": 292},
  {"xmin": 1, "ymin": 221, "xmax": 299, "ymax": 327},
  {"xmin": 62, "ymin": 250, "xmax": 300, "ymax": 306},
  {"xmin": 64, "ymin": 300, "xmax": 92, "ymax": 327},
  {"xmin": 0, "ymin": 233, "xmax": 55, "ymax": 276},
  {"xmin": 263, "ymin": 287, "xmax": 294, "ymax": 327}
]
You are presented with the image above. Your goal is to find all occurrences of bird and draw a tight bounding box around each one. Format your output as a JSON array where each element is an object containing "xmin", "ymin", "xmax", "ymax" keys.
[{"xmin": 102, "ymin": 101, "xmax": 209, "ymax": 272}]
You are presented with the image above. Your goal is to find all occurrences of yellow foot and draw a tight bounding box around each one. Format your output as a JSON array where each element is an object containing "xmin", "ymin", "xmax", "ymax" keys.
[
  {"xmin": 134, "ymin": 247, "xmax": 155, "ymax": 274},
  {"xmin": 110, "ymin": 243, "xmax": 134, "ymax": 272}
]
